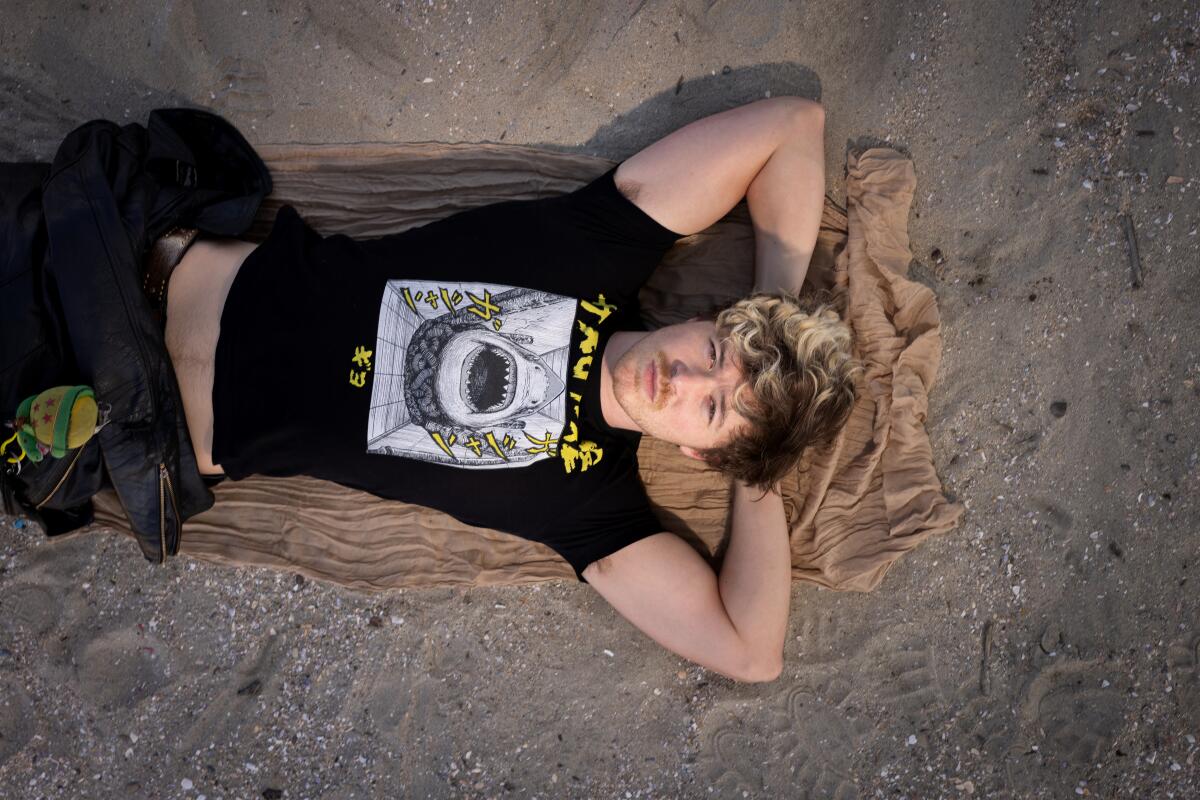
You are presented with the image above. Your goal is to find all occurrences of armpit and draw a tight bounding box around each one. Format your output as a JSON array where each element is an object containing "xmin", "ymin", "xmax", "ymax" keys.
[{"xmin": 614, "ymin": 176, "xmax": 641, "ymax": 204}]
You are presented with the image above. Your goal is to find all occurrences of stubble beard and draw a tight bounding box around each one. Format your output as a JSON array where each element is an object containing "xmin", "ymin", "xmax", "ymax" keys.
[{"xmin": 613, "ymin": 344, "xmax": 671, "ymax": 435}]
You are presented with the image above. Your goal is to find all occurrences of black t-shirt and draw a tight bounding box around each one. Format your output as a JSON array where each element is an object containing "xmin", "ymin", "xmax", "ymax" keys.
[{"xmin": 212, "ymin": 168, "xmax": 682, "ymax": 580}]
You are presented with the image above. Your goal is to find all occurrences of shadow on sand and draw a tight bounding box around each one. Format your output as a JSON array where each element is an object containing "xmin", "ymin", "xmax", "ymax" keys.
[{"xmin": 537, "ymin": 62, "xmax": 822, "ymax": 160}]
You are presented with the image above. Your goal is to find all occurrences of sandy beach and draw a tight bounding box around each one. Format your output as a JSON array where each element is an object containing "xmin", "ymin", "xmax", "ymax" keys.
[{"xmin": 2, "ymin": 1, "xmax": 1199, "ymax": 797}]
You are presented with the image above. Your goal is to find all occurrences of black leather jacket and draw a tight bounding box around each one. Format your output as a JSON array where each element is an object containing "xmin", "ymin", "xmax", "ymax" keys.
[{"xmin": 1, "ymin": 109, "xmax": 271, "ymax": 562}]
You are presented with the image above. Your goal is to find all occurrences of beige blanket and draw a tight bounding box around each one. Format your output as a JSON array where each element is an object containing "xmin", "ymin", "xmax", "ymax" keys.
[{"xmin": 93, "ymin": 143, "xmax": 962, "ymax": 591}]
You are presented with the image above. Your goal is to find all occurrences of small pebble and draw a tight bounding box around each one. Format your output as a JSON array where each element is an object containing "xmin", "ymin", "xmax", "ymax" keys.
[
  {"xmin": 182, "ymin": 778, "xmax": 194, "ymax": 790},
  {"xmin": 1050, "ymin": 401, "xmax": 1068, "ymax": 418},
  {"xmin": 906, "ymin": 734, "xmax": 917, "ymax": 746}
]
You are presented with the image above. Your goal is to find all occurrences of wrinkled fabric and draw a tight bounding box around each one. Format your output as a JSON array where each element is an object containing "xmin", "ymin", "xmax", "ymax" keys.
[{"xmin": 92, "ymin": 142, "xmax": 962, "ymax": 590}]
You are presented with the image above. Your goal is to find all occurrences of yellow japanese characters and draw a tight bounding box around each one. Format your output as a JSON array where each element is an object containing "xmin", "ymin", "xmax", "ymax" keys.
[
  {"xmin": 556, "ymin": 294, "xmax": 616, "ymax": 474},
  {"xmin": 349, "ymin": 345, "xmax": 373, "ymax": 388},
  {"xmin": 402, "ymin": 285, "xmax": 504, "ymax": 331}
]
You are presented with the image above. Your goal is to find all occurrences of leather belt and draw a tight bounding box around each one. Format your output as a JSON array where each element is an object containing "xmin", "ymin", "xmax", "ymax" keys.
[{"xmin": 142, "ymin": 226, "xmax": 199, "ymax": 324}]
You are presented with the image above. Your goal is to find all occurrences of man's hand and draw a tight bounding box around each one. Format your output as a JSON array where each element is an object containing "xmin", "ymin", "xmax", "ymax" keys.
[{"xmin": 582, "ymin": 481, "xmax": 791, "ymax": 682}]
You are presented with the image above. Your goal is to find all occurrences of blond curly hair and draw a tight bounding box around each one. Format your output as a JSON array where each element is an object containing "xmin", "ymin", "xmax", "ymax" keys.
[{"xmin": 701, "ymin": 291, "xmax": 860, "ymax": 489}]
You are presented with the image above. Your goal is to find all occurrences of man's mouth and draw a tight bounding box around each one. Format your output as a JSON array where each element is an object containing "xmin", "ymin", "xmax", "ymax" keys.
[{"xmin": 643, "ymin": 354, "xmax": 670, "ymax": 409}]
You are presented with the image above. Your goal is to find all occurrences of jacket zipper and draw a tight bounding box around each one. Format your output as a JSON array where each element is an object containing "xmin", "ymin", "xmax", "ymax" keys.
[
  {"xmin": 158, "ymin": 462, "xmax": 179, "ymax": 563},
  {"xmin": 90, "ymin": 184, "xmax": 178, "ymax": 557},
  {"xmin": 86, "ymin": 182, "xmax": 164, "ymax": 429},
  {"xmin": 34, "ymin": 446, "xmax": 87, "ymax": 510}
]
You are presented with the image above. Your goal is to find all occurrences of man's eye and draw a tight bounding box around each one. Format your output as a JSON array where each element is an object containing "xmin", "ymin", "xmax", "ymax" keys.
[
  {"xmin": 708, "ymin": 398, "xmax": 716, "ymax": 423},
  {"xmin": 708, "ymin": 340, "xmax": 716, "ymax": 370}
]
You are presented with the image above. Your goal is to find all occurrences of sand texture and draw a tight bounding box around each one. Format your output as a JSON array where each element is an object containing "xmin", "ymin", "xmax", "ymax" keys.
[{"xmin": 2, "ymin": 1, "xmax": 1199, "ymax": 798}]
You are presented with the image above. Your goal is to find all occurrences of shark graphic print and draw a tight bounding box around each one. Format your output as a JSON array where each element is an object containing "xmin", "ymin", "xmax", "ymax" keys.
[{"xmin": 365, "ymin": 280, "xmax": 576, "ymax": 469}]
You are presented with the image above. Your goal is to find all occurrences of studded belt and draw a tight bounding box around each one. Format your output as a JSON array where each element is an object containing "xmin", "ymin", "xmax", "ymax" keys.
[{"xmin": 141, "ymin": 226, "xmax": 199, "ymax": 324}]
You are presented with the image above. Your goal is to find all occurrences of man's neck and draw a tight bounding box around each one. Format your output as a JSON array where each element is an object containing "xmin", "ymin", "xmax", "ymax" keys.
[{"xmin": 598, "ymin": 330, "xmax": 646, "ymax": 433}]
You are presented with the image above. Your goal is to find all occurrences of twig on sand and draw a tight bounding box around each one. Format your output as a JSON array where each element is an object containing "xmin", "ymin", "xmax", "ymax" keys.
[
  {"xmin": 979, "ymin": 619, "xmax": 994, "ymax": 696},
  {"xmin": 1119, "ymin": 213, "xmax": 1142, "ymax": 288}
]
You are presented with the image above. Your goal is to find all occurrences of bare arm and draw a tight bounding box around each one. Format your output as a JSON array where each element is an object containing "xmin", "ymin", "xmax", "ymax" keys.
[
  {"xmin": 582, "ymin": 480, "xmax": 791, "ymax": 682},
  {"xmin": 581, "ymin": 98, "xmax": 828, "ymax": 679},
  {"xmin": 614, "ymin": 96, "xmax": 826, "ymax": 295}
]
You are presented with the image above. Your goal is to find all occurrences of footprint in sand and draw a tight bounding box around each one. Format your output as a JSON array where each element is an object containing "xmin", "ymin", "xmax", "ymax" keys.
[
  {"xmin": 1018, "ymin": 659, "xmax": 1125, "ymax": 766},
  {"xmin": 73, "ymin": 627, "xmax": 172, "ymax": 711},
  {"xmin": 861, "ymin": 630, "xmax": 957, "ymax": 723},
  {"xmin": 177, "ymin": 630, "xmax": 285, "ymax": 755},
  {"xmin": 0, "ymin": 677, "xmax": 35, "ymax": 766},
  {"xmin": 1167, "ymin": 633, "xmax": 1200, "ymax": 717},
  {"xmin": 951, "ymin": 687, "xmax": 1014, "ymax": 760},
  {"xmin": 1, "ymin": 582, "xmax": 62, "ymax": 638},
  {"xmin": 366, "ymin": 674, "xmax": 446, "ymax": 796},
  {"xmin": 1029, "ymin": 496, "xmax": 1074, "ymax": 531},
  {"xmin": 698, "ymin": 674, "xmax": 867, "ymax": 798},
  {"xmin": 317, "ymin": 653, "xmax": 444, "ymax": 798},
  {"xmin": 798, "ymin": 620, "xmax": 959, "ymax": 718},
  {"xmin": 697, "ymin": 619, "xmax": 968, "ymax": 795},
  {"xmin": 211, "ymin": 57, "xmax": 273, "ymax": 116},
  {"xmin": 364, "ymin": 673, "xmax": 411, "ymax": 734}
]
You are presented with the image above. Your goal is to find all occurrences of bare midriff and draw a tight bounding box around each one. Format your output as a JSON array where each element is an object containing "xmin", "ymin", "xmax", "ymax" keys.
[{"xmin": 163, "ymin": 238, "xmax": 259, "ymax": 475}]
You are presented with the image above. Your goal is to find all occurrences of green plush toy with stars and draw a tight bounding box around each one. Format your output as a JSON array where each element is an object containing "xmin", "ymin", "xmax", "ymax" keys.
[{"xmin": 2, "ymin": 386, "xmax": 100, "ymax": 465}]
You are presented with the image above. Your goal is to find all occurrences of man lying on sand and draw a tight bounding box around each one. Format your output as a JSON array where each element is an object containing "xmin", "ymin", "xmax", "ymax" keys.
[{"xmin": 158, "ymin": 97, "xmax": 856, "ymax": 683}]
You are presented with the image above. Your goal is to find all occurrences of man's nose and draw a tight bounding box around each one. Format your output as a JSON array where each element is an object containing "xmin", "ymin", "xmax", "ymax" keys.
[{"xmin": 669, "ymin": 360, "xmax": 716, "ymax": 396}]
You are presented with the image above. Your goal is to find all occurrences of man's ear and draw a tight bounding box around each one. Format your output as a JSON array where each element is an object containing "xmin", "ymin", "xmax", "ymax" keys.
[{"xmin": 679, "ymin": 445, "xmax": 707, "ymax": 462}]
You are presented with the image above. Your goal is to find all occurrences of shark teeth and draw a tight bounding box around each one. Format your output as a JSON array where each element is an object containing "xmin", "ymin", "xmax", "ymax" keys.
[{"xmin": 461, "ymin": 343, "xmax": 516, "ymax": 413}]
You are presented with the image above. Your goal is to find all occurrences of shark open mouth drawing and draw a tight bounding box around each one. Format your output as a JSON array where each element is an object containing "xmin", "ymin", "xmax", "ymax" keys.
[
  {"xmin": 366, "ymin": 281, "xmax": 575, "ymax": 468},
  {"xmin": 462, "ymin": 341, "xmax": 515, "ymax": 413},
  {"xmin": 431, "ymin": 328, "xmax": 566, "ymax": 428}
]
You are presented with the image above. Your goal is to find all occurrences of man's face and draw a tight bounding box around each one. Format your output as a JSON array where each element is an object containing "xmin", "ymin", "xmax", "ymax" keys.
[{"xmin": 611, "ymin": 319, "xmax": 751, "ymax": 457}]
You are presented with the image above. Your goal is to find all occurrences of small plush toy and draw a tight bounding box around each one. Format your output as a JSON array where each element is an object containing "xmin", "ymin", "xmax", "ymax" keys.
[{"xmin": 1, "ymin": 386, "xmax": 100, "ymax": 465}]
